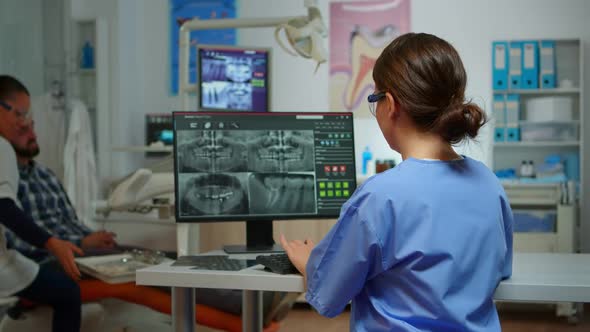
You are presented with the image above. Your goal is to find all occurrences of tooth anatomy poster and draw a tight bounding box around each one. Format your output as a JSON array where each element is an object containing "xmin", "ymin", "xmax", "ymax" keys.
[
  {"xmin": 329, "ymin": 0, "xmax": 410, "ymax": 117},
  {"xmin": 170, "ymin": 0, "xmax": 236, "ymax": 95}
]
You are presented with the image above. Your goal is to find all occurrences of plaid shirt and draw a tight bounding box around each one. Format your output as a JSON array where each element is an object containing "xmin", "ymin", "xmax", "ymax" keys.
[{"xmin": 5, "ymin": 161, "xmax": 92, "ymax": 261}]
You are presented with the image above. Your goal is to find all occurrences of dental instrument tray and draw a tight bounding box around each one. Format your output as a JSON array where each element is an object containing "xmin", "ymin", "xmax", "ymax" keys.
[{"xmin": 76, "ymin": 251, "xmax": 169, "ymax": 284}]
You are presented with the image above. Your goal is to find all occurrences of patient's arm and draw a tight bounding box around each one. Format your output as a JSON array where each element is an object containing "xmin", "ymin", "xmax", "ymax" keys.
[{"xmin": 81, "ymin": 231, "xmax": 117, "ymax": 249}]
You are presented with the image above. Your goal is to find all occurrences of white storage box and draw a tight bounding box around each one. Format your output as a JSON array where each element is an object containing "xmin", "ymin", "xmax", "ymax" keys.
[
  {"xmin": 526, "ymin": 96, "xmax": 573, "ymax": 122},
  {"xmin": 520, "ymin": 122, "xmax": 578, "ymax": 141}
]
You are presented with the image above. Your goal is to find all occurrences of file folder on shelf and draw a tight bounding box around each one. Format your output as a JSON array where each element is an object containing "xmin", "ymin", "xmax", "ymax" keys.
[
  {"xmin": 540, "ymin": 40, "xmax": 556, "ymax": 89},
  {"xmin": 492, "ymin": 41, "xmax": 509, "ymax": 90},
  {"xmin": 493, "ymin": 94, "xmax": 506, "ymax": 142},
  {"xmin": 509, "ymin": 41, "xmax": 523, "ymax": 90},
  {"xmin": 521, "ymin": 40, "xmax": 539, "ymax": 89},
  {"xmin": 505, "ymin": 94, "xmax": 520, "ymax": 141}
]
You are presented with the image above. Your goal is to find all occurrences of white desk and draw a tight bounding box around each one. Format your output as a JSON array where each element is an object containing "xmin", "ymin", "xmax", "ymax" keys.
[{"xmin": 136, "ymin": 252, "xmax": 590, "ymax": 332}]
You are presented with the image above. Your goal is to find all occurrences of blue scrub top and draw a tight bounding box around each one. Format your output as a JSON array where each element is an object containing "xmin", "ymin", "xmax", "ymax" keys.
[{"xmin": 306, "ymin": 157, "xmax": 513, "ymax": 332}]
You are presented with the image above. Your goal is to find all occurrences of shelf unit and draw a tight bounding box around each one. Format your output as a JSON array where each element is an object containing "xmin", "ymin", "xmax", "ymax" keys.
[
  {"xmin": 492, "ymin": 39, "xmax": 583, "ymax": 319},
  {"xmin": 492, "ymin": 39, "xmax": 583, "ymax": 207},
  {"xmin": 493, "ymin": 87, "xmax": 580, "ymax": 95},
  {"xmin": 494, "ymin": 141, "xmax": 579, "ymax": 147}
]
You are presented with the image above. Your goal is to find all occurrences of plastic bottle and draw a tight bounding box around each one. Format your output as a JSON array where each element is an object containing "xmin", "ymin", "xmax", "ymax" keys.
[
  {"xmin": 362, "ymin": 146, "xmax": 373, "ymax": 175},
  {"xmin": 528, "ymin": 160, "xmax": 536, "ymax": 178},
  {"xmin": 81, "ymin": 41, "xmax": 95, "ymax": 69},
  {"xmin": 520, "ymin": 160, "xmax": 530, "ymax": 178}
]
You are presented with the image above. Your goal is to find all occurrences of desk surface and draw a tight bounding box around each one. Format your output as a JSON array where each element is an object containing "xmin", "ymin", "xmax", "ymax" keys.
[
  {"xmin": 495, "ymin": 253, "xmax": 590, "ymax": 302},
  {"xmin": 136, "ymin": 252, "xmax": 590, "ymax": 303},
  {"xmin": 136, "ymin": 251, "xmax": 303, "ymax": 292}
]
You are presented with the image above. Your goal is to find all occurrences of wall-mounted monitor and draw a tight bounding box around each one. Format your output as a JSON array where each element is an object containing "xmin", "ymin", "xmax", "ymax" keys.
[{"xmin": 198, "ymin": 45, "xmax": 270, "ymax": 113}]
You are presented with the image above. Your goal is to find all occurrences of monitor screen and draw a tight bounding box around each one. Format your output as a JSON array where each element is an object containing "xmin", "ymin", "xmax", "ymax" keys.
[
  {"xmin": 146, "ymin": 113, "xmax": 173, "ymax": 146},
  {"xmin": 198, "ymin": 45, "xmax": 270, "ymax": 113},
  {"xmin": 173, "ymin": 112, "xmax": 357, "ymax": 223},
  {"xmin": 145, "ymin": 113, "xmax": 173, "ymax": 157}
]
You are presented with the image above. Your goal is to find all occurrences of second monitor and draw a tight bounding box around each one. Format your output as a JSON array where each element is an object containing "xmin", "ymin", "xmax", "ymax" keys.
[
  {"xmin": 198, "ymin": 45, "xmax": 270, "ymax": 113},
  {"xmin": 173, "ymin": 112, "xmax": 356, "ymax": 253}
]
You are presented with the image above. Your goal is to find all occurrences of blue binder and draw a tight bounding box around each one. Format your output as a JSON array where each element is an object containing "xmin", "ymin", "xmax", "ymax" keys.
[
  {"xmin": 540, "ymin": 40, "xmax": 556, "ymax": 89},
  {"xmin": 492, "ymin": 41, "xmax": 509, "ymax": 90},
  {"xmin": 521, "ymin": 40, "xmax": 539, "ymax": 89},
  {"xmin": 505, "ymin": 94, "xmax": 520, "ymax": 141},
  {"xmin": 509, "ymin": 41, "xmax": 523, "ymax": 89},
  {"xmin": 493, "ymin": 94, "xmax": 506, "ymax": 142}
]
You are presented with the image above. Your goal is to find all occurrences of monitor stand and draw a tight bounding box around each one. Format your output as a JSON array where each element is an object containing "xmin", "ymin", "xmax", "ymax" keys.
[{"xmin": 223, "ymin": 220, "xmax": 284, "ymax": 254}]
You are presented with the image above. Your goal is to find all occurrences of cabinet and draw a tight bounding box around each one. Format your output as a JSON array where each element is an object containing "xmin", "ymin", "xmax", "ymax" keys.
[{"xmin": 492, "ymin": 39, "xmax": 583, "ymax": 320}]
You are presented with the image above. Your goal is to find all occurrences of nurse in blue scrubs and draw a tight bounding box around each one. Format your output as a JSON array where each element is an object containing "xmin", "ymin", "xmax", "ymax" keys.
[{"xmin": 281, "ymin": 33, "xmax": 514, "ymax": 332}]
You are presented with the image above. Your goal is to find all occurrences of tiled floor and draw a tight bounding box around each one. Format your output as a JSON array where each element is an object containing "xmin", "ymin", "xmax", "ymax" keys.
[
  {"xmin": 3, "ymin": 300, "xmax": 586, "ymax": 331},
  {"xmin": 102, "ymin": 301, "xmax": 589, "ymax": 332},
  {"xmin": 277, "ymin": 304, "xmax": 590, "ymax": 332}
]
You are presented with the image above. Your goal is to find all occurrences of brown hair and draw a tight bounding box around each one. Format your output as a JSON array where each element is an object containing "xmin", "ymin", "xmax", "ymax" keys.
[
  {"xmin": 0, "ymin": 75, "xmax": 29, "ymax": 100},
  {"xmin": 372, "ymin": 33, "xmax": 486, "ymax": 144}
]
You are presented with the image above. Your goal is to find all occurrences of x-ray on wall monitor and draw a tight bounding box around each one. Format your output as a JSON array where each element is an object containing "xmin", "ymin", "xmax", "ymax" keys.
[
  {"xmin": 198, "ymin": 45, "xmax": 270, "ymax": 113},
  {"xmin": 173, "ymin": 111, "xmax": 357, "ymax": 253}
]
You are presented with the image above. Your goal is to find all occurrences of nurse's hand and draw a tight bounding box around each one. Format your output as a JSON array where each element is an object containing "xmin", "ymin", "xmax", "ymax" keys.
[
  {"xmin": 280, "ymin": 234, "xmax": 315, "ymax": 276},
  {"xmin": 45, "ymin": 237, "xmax": 84, "ymax": 280}
]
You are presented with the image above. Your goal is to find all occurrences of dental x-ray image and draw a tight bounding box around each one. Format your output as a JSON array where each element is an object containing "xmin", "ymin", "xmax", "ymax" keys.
[
  {"xmin": 248, "ymin": 173, "xmax": 316, "ymax": 215},
  {"xmin": 176, "ymin": 130, "xmax": 248, "ymax": 173},
  {"xmin": 245, "ymin": 130, "xmax": 314, "ymax": 172},
  {"xmin": 201, "ymin": 56, "xmax": 254, "ymax": 111},
  {"xmin": 178, "ymin": 173, "xmax": 249, "ymax": 216}
]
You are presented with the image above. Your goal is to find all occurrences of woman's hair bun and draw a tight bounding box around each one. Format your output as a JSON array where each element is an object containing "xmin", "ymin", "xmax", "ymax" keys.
[{"xmin": 433, "ymin": 102, "xmax": 487, "ymax": 145}]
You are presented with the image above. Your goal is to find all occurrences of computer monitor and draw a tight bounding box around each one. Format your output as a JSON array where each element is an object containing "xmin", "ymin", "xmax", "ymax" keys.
[
  {"xmin": 173, "ymin": 111, "xmax": 357, "ymax": 253},
  {"xmin": 145, "ymin": 113, "xmax": 173, "ymax": 157},
  {"xmin": 198, "ymin": 45, "xmax": 270, "ymax": 113}
]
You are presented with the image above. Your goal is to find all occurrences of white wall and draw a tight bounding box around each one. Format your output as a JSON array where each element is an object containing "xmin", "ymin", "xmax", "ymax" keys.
[
  {"xmin": 0, "ymin": 0, "xmax": 45, "ymax": 95},
  {"xmin": 76, "ymin": 0, "xmax": 590, "ymax": 250}
]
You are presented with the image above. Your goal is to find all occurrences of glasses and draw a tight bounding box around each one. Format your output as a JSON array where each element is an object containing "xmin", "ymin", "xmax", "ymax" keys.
[
  {"xmin": 0, "ymin": 100, "xmax": 12, "ymax": 111},
  {"xmin": 0, "ymin": 100, "xmax": 33, "ymax": 126},
  {"xmin": 367, "ymin": 92, "xmax": 386, "ymax": 116}
]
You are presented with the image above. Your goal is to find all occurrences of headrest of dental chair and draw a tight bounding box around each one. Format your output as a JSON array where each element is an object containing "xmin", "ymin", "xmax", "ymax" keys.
[{"xmin": 107, "ymin": 168, "xmax": 153, "ymax": 210}]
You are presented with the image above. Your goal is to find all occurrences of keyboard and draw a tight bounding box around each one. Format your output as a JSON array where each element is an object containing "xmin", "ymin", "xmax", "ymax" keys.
[{"xmin": 255, "ymin": 254, "xmax": 299, "ymax": 275}]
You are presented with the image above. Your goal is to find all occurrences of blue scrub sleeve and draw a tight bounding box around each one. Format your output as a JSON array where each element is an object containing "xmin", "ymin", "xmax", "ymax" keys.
[
  {"xmin": 305, "ymin": 196, "xmax": 385, "ymax": 318},
  {"xmin": 0, "ymin": 198, "xmax": 52, "ymax": 248},
  {"xmin": 500, "ymin": 195, "xmax": 514, "ymax": 279}
]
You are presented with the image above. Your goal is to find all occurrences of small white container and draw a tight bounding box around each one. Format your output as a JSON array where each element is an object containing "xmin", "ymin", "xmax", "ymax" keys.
[
  {"xmin": 520, "ymin": 122, "xmax": 579, "ymax": 141},
  {"xmin": 526, "ymin": 96, "xmax": 573, "ymax": 122}
]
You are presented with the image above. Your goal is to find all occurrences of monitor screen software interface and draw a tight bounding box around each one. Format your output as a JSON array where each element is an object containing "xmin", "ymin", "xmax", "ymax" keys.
[
  {"xmin": 173, "ymin": 112, "xmax": 357, "ymax": 252},
  {"xmin": 198, "ymin": 45, "xmax": 269, "ymax": 113}
]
